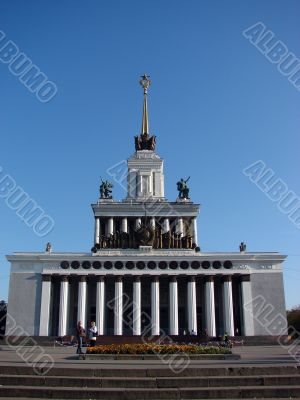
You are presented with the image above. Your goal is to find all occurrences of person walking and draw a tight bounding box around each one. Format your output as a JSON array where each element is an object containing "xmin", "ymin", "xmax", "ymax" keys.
[
  {"xmin": 76, "ymin": 321, "xmax": 85, "ymax": 354},
  {"xmin": 88, "ymin": 321, "xmax": 98, "ymax": 347}
]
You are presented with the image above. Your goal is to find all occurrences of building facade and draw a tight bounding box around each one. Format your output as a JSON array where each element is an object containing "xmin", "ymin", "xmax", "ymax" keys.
[{"xmin": 6, "ymin": 76, "xmax": 287, "ymax": 338}]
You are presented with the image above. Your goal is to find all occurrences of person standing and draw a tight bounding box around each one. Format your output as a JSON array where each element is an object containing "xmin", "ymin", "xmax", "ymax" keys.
[
  {"xmin": 76, "ymin": 321, "xmax": 85, "ymax": 354},
  {"xmin": 88, "ymin": 321, "xmax": 98, "ymax": 347}
]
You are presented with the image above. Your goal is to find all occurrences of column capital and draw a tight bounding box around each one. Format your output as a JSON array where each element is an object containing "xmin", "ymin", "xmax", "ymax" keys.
[
  {"xmin": 205, "ymin": 275, "xmax": 214, "ymax": 283},
  {"xmin": 42, "ymin": 274, "xmax": 52, "ymax": 282},
  {"xmin": 170, "ymin": 276, "xmax": 177, "ymax": 283},
  {"xmin": 87, "ymin": 274, "xmax": 95, "ymax": 283},
  {"xmin": 240, "ymin": 274, "xmax": 251, "ymax": 282},
  {"xmin": 152, "ymin": 276, "xmax": 159, "ymax": 282},
  {"xmin": 79, "ymin": 275, "xmax": 86, "ymax": 283},
  {"xmin": 116, "ymin": 276, "xmax": 122, "ymax": 282},
  {"xmin": 69, "ymin": 274, "xmax": 78, "ymax": 283},
  {"xmin": 223, "ymin": 275, "xmax": 232, "ymax": 282},
  {"xmin": 188, "ymin": 275, "xmax": 196, "ymax": 282},
  {"xmin": 134, "ymin": 276, "xmax": 141, "ymax": 282},
  {"xmin": 60, "ymin": 275, "xmax": 69, "ymax": 282},
  {"xmin": 96, "ymin": 275, "xmax": 105, "ymax": 283}
]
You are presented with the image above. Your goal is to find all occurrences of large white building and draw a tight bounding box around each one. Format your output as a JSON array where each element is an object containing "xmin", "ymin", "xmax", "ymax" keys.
[{"xmin": 6, "ymin": 76, "xmax": 288, "ymax": 338}]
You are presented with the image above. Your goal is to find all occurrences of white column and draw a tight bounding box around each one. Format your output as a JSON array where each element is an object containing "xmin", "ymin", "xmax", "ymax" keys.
[
  {"xmin": 94, "ymin": 217, "xmax": 100, "ymax": 244},
  {"xmin": 107, "ymin": 217, "xmax": 114, "ymax": 236},
  {"xmin": 77, "ymin": 276, "xmax": 87, "ymax": 328},
  {"xmin": 114, "ymin": 277, "xmax": 123, "ymax": 335},
  {"xmin": 151, "ymin": 276, "xmax": 160, "ymax": 335},
  {"xmin": 223, "ymin": 276, "xmax": 235, "ymax": 336},
  {"xmin": 135, "ymin": 218, "xmax": 142, "ymax": 229},
  {"xmin": 176, "ymin": 218, "xmax": 184, "ymax": 236},
  {"xmin": 205, "ymin": 276, "xmax": 216, "ymax": 337},
  {"xmin": 133, "ymin": 277, "xmax": 141, "ymax": 335},
  {"xmin": 58, "ymin": 276, "xmax": 69, "ymax": 337},
  {"xmin": 96, "ymin": 276, "xmax": 105, "ymax": 335},
  {"xmin": 150, "ymin": 217, "xmax": 156, "ymax": 230},
  {"xmin": 39, "ymin": 275, "xmax": 52, "ymax": 336},
  {"xmin": 240, "ymin": 275, "xmax": 254, "ymax": 336},
  {"xmin": 193, "ymin": 217, "xmax": 198, "ymax": 245},
  {"xmin": 163, "ymin": 218, "xmax": 170, "ymax": 233},
  {"xmin": 187, "ymin": 276, "xmax": 197, "ymax": 334},
  {"xmin": 137, "ymin": 174, "xmax": 142, "ymax": 197},
  {"xmin": 169, "ymin": 276, "xmax": 179, "ymax": 335},
  {"xmin": 128, "ymin": 170, "xmax": 137, "ymax": 198},
  {"xmin": 160, "ymin": 173, "xmax": 165, "ymax": 198},
  {"xmin": 121, "ymin": 217, "xmax": 128, "ymax": 233},
  {"xmin": 149, "ymin": 173, "xmax": 153, "ymax": 194},
  {"xmin": 143, "ymin": 175, "xmax": 150, "ymax": 195}
]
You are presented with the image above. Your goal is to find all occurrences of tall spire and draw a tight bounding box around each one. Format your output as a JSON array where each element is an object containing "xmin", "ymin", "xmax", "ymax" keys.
[
  {"xmin": 134, "ymin": 74, "xmax": 156, "ymax": 151},
  {"xmin": 140, "ymin": 74, "xmax": 151, "ymax": 135}
]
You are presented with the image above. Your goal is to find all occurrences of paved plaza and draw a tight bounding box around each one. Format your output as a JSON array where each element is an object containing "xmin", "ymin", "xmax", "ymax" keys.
[{"xmin": 0, "ymin": 344, "xmax": 299, "ymax": 369}]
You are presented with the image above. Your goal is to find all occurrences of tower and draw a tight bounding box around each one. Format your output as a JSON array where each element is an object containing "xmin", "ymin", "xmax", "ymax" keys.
[{"xmin": 92, "ymin": 74, "xmax": 199, "ymax": 252}]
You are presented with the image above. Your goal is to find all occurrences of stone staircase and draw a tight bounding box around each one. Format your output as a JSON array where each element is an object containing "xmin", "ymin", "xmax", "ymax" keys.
[{"xmin": 1, "ymin": 365, "xmax": 300, "ymax": 398}]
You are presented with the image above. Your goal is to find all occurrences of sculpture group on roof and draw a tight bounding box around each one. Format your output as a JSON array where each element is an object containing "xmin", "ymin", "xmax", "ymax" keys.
[
  {"xmin": 100, "ymin": 178, "xmax": 113, "ymax": 199},
  {"xmin": 177, "ymin": 177, "xmax": 190, "ymax": 199},
  {"xmin": 92, "ymin": 220, "xmax": 196, "ymax": 252}
]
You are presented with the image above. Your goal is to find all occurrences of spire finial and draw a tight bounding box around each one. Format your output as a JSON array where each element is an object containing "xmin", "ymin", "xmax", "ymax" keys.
[
  {"xmin": 140, "ymin": 74, "xmax": 151, "ymax": 134},
  {"xmin": 140, "ymin": 73, "xmax": 151, "ymax": 94},
  {"xmin": 134, "ymin": 74, "xmax": 156, "ymax": 151}
]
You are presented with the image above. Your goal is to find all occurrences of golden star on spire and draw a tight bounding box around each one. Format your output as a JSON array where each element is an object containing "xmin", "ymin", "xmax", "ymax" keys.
[{"xmin": 140, "ymin": 74, "xmax": 151, "ymax": 94}]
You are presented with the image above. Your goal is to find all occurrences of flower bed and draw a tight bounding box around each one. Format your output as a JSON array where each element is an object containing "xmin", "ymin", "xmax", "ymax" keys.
[{"xmin": 86, "ymin": 343, "xmax": 231, "ymax": 355}]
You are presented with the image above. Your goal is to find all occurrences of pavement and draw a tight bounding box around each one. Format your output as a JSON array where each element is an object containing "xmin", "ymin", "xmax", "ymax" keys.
[{"xmin": 0, "ymin": 343, "xmax": 299, "ymax": 369}]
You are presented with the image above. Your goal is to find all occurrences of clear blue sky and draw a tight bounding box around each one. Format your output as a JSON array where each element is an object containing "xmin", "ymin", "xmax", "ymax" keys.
[{"xmin": 0, "ymin": 0, "xmax": 299, "ymax": 309}]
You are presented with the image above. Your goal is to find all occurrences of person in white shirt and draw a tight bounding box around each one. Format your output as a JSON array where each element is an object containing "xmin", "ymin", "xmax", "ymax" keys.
[{"xmin": 88, "ymin": 321, "xmax": 98, "ymax": 347}]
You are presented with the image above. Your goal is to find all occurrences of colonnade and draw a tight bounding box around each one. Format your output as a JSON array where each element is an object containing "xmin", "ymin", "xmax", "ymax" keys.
[
  {"xmin": 94, "ymin": 217, "xmax": 198, "ymax": 244},
  {"xmin": 39, "ymin": 274, "xmax": 253, "ymax": 337}
]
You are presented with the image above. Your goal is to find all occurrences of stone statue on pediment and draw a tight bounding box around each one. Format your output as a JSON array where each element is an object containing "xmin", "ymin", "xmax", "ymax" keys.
[
  {"xmin": 177, "ymin": 177, "xmax": 190, "ymax": 199},
  {"xmin": 45, "ymin": 242, "xmax": 52, "ymax": 253},
  {"xmin": 100, "ymin": 178, "xmax": 113, "ymax": 199}
]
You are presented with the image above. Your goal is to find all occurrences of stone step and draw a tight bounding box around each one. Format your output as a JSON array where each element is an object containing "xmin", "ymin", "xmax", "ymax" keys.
[
  {"xmin": 2, "ymin": 365, "xmax": 300, "ymax": 377},
  {"xmin": 1, "ymin": 374, "xmax": 300, "ymax": 388},
  {"xmin": 0, "ymin": 399, "xmax": 296, "ymax": 400},
  {"xmin": 1, "ymin": 385, "xmax": 300, "ymax": 399}
]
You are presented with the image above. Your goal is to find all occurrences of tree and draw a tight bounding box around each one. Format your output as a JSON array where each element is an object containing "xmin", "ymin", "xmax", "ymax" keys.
[
  {"xmin": 287, "ymin": 305, "xmax": 300, "ymax": 338},
  {"xmin": 0, "ymin": 300, "xmax": 7, "ymax": 337}
]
